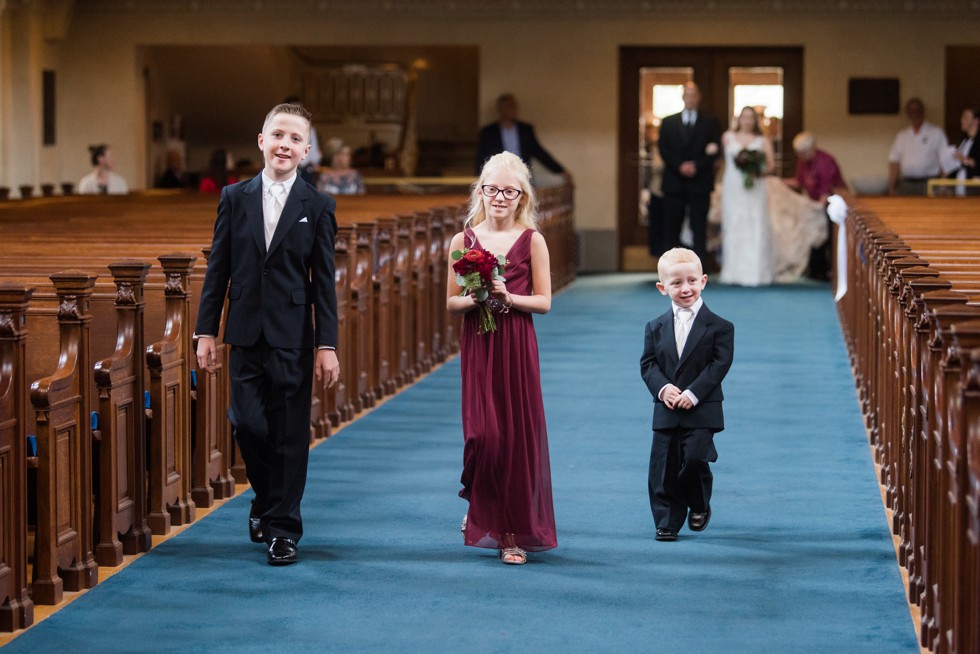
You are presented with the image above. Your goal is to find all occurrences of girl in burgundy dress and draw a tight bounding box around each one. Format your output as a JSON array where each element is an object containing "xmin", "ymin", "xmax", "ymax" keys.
[{"xmin": 446, "ymin": 152, "xmax": 557, "ymax": 565}]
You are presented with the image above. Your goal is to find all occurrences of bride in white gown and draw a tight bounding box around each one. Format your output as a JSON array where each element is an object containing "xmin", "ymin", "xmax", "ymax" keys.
[{"xmin": 719, "ymin": 106, "xmax": 776, "ymax": 286}]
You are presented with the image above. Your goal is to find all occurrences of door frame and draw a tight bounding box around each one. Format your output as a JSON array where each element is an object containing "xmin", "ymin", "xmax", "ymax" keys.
[{"xmin": 617, "ymin": 46, "xmax": 804, "ymax": 271}]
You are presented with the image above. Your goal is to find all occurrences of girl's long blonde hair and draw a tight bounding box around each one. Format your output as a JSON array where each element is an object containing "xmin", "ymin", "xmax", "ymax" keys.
[{"xmin": 465, "ymin": 152, "xmax": 539, "ymax": 237}]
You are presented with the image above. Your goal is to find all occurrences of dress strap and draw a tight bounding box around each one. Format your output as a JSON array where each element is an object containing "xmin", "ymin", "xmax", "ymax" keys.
[{"xmin": 464, "ymin": 227, "xmax": 479, "ymax": 249}]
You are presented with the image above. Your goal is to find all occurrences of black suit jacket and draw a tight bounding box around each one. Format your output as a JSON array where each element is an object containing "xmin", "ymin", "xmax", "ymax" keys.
[
  {"xmin": 949, "ymin": 136, "xmax": 980, "ymax": 179},
  {"xmin": 658, "ymin": 112, "xmax": 721, "ymax": 195},
  {"xmin": 640, "ymin": 303, "xmax": 734, "ymax": 431},
  {"xmin": 475, "ymin": 121, "xmax": 565, "ymax": 175},
  {"xmin": 195, "ymin": 174, "xmax": 338, "ymax": 350}
]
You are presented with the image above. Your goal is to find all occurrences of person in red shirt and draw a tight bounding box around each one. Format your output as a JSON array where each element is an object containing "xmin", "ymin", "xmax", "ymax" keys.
[
  {"xmin": 199, "ymin": 149, "xmax": 239, "ymax": 193},
  {"xmin": 788, "ymin": 132, "xmax": 847, "ymax": 203},
  {"xmin": 786, "ymin": 132, "xmax": 848, "ymax": 280}
]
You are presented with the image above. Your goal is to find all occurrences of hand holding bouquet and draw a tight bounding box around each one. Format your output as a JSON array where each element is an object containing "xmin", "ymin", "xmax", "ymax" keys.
[
  {"xmin": 452, "ymin": 246, "xmax": 509, "ymax": 333},
  {"xmin": 733, "ymin": 148, "xmax": 767, "ymax": 189}
]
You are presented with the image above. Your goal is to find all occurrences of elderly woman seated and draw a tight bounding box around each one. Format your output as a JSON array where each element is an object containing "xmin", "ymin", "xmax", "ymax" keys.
[
  {"xmin": 784, "ymin": 132, "xmax": 848, "ymax": 279},
  {"xmin": 316, "ymin": 138, "xmax": 365, "ymax": 195},
  {"xmin": 785, "ymin": 132, "xmax": 847, "ymax": 204}
]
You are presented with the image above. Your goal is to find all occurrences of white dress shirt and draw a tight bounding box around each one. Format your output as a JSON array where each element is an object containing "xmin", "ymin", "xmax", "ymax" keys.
[
  {"xmin": 658, "ymin": 297, "xmax": 703, "ymax": 406},
  {"xmin": 261, "ymin": 170, "xmax": 298, "ymax": 248},
  {"xmin": 500, "ymin": 123, "xmax": 521, "ymax": 157},
  {"xmin": 682, "ymin": 110, "xmax": 698, "ymax": 127},
  {"xmin": 77, "ymin": 170, "xmax": 129, "ymax": 195},
  {"xmin": 888, "ymin": 121, "xmax": 948, "ymax": 178}
]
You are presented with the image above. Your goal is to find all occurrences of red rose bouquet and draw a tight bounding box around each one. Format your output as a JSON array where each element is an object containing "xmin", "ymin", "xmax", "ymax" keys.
[
  {"xmin": 451, "ymin": 246, "xmax": 508, "ymax": 333},
  {"xmin": 733, "ymin": 148, "xmax": 767, "ymax": 189}
]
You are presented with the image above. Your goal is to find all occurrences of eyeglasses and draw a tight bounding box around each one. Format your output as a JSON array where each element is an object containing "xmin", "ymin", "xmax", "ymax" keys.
[{"xmin": 480, "ymin": 185, "xmax": 522, "ymax": 200}]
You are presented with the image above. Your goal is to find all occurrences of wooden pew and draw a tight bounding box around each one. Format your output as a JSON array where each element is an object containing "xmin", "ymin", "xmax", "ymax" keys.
[
  {"xmin": 961, "ymin": 345, "xmax": 980, "ymax": 654},
  {"xmin": 93, "ymin": 261, "xmax": 153, "ymax": 565},
  {"xmin": 836, "ymin": 196, "xmax": 980, "ymax": 654},
  {"xmin": 146, "ymin": 254, "xmax": 197, "ymax": 535},
  {"xmin": 0, "ymin": 285, "xmax": 35, "ymax": 630},
  {"xmin": 0, "ymin": 184, "xmax": 575, "ymax": 626},
  {"xmin": 30, "ymin": 272, "xmax": 99, "ymax": 605}
]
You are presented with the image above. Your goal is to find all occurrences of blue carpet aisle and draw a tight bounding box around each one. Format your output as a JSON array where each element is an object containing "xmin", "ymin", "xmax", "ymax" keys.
[{"xmin": 5, "ymin": 275, "xmax": 917, "ymax": 653}]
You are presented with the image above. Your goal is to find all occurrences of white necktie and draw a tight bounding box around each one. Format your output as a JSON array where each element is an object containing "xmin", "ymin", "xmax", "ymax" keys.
[
  {"xmin": 675, "ymin": 308, "xmax": 694, "ymax": 356},
  {"xmin": 265, "ymin": 182, "xmax": 285, "ymax": 248}
]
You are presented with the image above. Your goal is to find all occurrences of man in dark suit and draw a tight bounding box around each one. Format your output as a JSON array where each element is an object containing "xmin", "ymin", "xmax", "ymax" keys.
[
  {"xmin": 658, "ymin": 82, "xmax": 721, "ymax": 262},
  {"xmin": 196, "ymin": 103, "xmax": 340, "ymax": 566},
  {"xmin": 640, "ymin": 248, "xmax": 734, "ymax": 542},
  {"xmin": 475, "ymin": 93, "xmax": 573, "ymax": 184}
]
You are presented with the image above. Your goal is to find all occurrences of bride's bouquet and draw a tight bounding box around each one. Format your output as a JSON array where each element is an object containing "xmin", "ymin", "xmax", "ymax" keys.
[
  {"xmin": 733, "ymin": 149, "xmax": 767, "ymax": 189},
  {"xmin": 452, "ymin": 246, "xmax": 509, "ymax": 334}
]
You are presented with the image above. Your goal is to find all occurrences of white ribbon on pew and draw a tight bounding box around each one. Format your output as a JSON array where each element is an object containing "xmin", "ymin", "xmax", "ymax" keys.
[{"xmin": 827, "ymin": 194, "xmax": 848, "ymax": 302}]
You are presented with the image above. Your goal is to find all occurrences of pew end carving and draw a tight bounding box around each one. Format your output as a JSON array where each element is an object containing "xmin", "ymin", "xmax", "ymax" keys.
[
  {"xmin": 29, "ymin": 271, "xmax": 99, "ymax": 604},
  {"xmin": 146, "ymin": 254, "xmax": 197, "ymax": 535},
  {"xmin": 0, "ymin": 285, "xmax": 35, "ymax": 631}
]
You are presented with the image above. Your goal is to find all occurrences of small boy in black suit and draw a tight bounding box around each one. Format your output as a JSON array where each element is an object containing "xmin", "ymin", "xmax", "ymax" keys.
[{"xmin": 640, "ymin": 248, "xmax": 734, "ymax": 541}]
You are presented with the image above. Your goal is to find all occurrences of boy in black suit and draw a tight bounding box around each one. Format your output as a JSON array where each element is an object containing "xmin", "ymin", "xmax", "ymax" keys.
[
  {"xmin": 640, "ymin": 248, "xmax": 734, "ymax": 541},
  {"xmin": 196, "ymin": 103, "xmax": 340, "ymax": 565}
]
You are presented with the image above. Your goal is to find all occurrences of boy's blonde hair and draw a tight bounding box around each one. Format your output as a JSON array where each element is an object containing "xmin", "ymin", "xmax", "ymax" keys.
[
  {"xmin": 262, "ymin": 103, "xmax": 312, "ymax": 137},
  {"xmin": 465, "ymin": 152, "xmax": 538, "ymax": 233},
  {"xmin": 657, "ymin": 247, "xmax": 703, "ymax": 279}
]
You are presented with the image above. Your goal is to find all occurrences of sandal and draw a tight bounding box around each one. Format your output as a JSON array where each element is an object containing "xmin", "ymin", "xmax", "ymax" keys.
[{"xmin": 499, "ymin": 546, "xmax": 527, "ymax": 565}]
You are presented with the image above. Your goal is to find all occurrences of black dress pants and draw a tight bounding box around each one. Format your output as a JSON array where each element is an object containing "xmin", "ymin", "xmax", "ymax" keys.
[
  {"xmin": 648, "ymin": 428, "xmax": 717, "ymax": 530},
  {"xmin": 663, "ymin": 190, "xmax": 711, "ymax": 261},
  {"xmin": 229, "ymin": 336, "xmax": 313, "ymax": 542}
]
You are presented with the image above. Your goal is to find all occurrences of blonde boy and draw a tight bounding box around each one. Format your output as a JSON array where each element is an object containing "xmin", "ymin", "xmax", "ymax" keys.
[{"xmin": 640, "ymin": 248, "xmax": 734, "ymax": 541}]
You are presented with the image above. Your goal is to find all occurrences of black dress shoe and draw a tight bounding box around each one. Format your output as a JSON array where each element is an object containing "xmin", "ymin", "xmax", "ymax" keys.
[
  {"xmin": 248, "ymin": 515, "xmax": 265, "ymax": 544},
  {"xmin": 267, "ymin": 538, "xmax": 298, "ymax": 566},
  {"xmin": 655, "ymin": 528, "xmax": 678, "ymax": 542},
  {"xmin": 688, "ymin": 506, "xmax": 711, "ymax": 532}
]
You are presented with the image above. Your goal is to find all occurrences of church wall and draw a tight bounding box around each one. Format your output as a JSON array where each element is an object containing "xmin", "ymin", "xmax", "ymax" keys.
[{"xmin": 7, "ymin": 6, "xmax": 979, "ymax": 267}]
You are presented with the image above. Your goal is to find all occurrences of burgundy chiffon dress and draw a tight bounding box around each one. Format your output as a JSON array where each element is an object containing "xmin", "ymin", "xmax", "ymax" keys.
[{"xmin": 459, "ymin": 228, "xmax": 557, "ymax": 552}]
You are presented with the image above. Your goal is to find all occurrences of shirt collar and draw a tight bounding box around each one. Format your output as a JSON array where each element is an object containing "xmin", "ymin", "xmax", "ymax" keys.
[
  {"xmin": 672, "ymin": 297, "xmax": 703, "ymax": 319},
  {"xmin": 261, "ymin": 170, "xmax": 298, "ymax": 197}
]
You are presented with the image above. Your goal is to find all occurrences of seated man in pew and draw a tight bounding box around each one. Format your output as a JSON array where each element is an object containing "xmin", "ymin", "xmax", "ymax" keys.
[{"xmin": 195, "ymin": 102, "xmax": 340, "ymax": 567}]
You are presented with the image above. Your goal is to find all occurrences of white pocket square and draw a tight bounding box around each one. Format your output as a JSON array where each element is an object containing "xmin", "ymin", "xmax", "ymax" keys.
[{"xmin": 299, "ymin": 217, "xmax": 308, "ymax": 223}]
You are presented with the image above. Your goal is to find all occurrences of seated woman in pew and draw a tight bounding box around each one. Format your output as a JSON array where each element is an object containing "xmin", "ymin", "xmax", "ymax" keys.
[
  {"xmin": 317, "ymin": 138, "xmax": 365, "ymax": 196},
  {"xmin": 78, "ymin": 144, "xmax": 129, "ymax": 195}
]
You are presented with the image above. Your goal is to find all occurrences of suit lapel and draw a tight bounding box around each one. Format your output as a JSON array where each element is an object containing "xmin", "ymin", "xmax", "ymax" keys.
[
  {"xmin": 678, "ymin": 305, "xmax": 713, "ymax": 366},
  {"xmin": 243, "ymin": 175, "xmax": 266, "ymax": 257},
  {"xmin": 266, "ymin": 180, "xmax": 310, "ymax": 261},
  {"xmin": 661, "ymin": 312, "xmax": 679, "ymax": 367}
]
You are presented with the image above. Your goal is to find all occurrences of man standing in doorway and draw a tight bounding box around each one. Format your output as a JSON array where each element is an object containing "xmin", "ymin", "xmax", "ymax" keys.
[
  {"xmin": 475, "ymin": 93, "xmax": 573, "ymax": 184},
  {"xmin": 658, "ymin": 82, "xmax": 721, "ymax": 263}
]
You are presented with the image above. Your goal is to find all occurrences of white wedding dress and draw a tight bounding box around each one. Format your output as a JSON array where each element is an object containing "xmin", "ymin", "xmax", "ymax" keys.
[{"xmin": 719, "ymin": 134, "xmax": 775, "ymax": 286}]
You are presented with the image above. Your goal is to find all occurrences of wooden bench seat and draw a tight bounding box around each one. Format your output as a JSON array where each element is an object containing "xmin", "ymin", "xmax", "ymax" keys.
[{"xmin": 837, "ymin": 195, "xmax": 980, "ymax": 654}]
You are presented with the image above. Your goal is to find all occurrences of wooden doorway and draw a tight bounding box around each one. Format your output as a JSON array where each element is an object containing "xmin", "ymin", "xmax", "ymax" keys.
[
  {"xmin": 945, "ymin": 46, "xmax": 980, "ymax": 142},
  {"xmin": 617, "ymin": 46, "xmax": 804, "ymax": 271}
]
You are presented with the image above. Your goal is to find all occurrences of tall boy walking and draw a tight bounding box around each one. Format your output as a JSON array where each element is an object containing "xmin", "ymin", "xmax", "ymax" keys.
[{"xmin": 196, "ymin": 103, "xmax": 340, "ymax": 565}]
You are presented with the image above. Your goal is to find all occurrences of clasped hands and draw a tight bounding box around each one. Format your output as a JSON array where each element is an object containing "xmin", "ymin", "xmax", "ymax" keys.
[
  {"xmin": 679, "ymin": 161, "xmax": 697, "ymax": 177},
  {"xmin": 471, "ymin": 279, "xmax": 513, "ymax": 309},
  {"xmin": 661, "ymin": 384, "xmax": 694, "ymax": 410}
]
